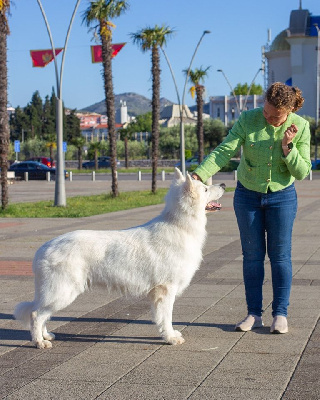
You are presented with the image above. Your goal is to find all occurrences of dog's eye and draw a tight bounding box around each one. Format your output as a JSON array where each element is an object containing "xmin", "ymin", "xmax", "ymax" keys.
[{"xmin": 205, "ymin": 188, "xmax": 208, "ymax": 192}]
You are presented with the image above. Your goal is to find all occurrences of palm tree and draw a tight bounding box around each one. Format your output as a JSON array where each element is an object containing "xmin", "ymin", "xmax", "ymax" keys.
[
  {"xmin": 131, "ymin": 25, "xmax": 174, "ymax": 193},
  {"xmin": 0, "ymin": 1, "xmax": 10, "ymax": 209},
  {"xmin": 71, "ymin": 136, "xmax": 86, "ymax": 170},
  {"xmin": 89, "ymin": 141, "xmax": 101, "ymax": 170},
  {"xmin": 119, "ymin": 126, "xmax": 132, "ymax": 169},
  {"xmin": 82, "ymin": 0, "xmax": 129, "ymax": 197},
  {"xmin": 184, "ymin": 66, "xmax": 210, "ymax": 163}
]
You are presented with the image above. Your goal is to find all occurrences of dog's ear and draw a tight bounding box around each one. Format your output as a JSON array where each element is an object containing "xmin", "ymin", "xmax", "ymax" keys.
[
  {"xmin": 184, "ymin": 173, "xmax": 194, "ymax": 193},
  {"xmin": 174, "ymin": 167, "xmax": 185, "ymax": 183}
]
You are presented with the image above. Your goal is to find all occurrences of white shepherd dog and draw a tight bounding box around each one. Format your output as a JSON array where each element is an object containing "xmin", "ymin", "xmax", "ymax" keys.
[{"xmin": 14, "ymin": 168, "xmax": 225, "ymax": 349}]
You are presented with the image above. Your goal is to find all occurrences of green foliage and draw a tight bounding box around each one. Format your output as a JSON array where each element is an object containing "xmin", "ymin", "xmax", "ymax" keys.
[
  {"xmin": 233, "ymin": 83, "xmax": 263, "ymax": 95},
  {"xmin": 184, "ymin": 66, "xmax": 210, "ymax": 86},
  {"xmin": 220, "ymin": 159, "xmax": 239, "ymax": 172},
  {"xmin": 185, "ymin": 149, "xmax": 192, "ymax": 159},
  {"xmin": 9, "ymin": 90, "xmax": 80, "ymax": 148},
  {"xmin": 203, "ymin": 119, "xmax": 227, "ymax": 150},
  {"xmin": 159, "ymin": 125, "xmax": 198, "ymax": 158}
]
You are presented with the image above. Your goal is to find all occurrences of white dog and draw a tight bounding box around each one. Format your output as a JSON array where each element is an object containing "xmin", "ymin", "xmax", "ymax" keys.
[{"xmin": 14, "ymin": 168, "xmax": 225, "ymax": 349}]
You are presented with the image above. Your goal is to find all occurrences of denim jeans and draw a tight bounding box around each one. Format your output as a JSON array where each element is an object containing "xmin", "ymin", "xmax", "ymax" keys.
[{"xmin": 233, "ymin": 181, "xmax": 297, "ymax": 317}]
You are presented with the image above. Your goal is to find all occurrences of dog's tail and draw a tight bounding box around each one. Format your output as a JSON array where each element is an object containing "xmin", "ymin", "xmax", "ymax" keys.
[{"xmin": 14, "ymin": 301, "xmax": 35, "ymax": 329}]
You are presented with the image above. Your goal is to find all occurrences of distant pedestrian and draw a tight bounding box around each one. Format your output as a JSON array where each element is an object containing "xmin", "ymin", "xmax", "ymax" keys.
[{"xmin": 192, "ymin": 82, "xmax": 311, "ymax": 334}]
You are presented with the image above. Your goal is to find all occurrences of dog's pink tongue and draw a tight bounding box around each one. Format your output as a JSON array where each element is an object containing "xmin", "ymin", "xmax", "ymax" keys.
[{"xmin": 205, "ymin": 201, "xmax": 221, "ymax": 211}]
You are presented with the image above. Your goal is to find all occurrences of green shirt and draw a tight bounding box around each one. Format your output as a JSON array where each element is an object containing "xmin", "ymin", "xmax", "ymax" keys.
[{"xmin": 194, "ymin": 107, "xmax": 311, "ymax": 193}]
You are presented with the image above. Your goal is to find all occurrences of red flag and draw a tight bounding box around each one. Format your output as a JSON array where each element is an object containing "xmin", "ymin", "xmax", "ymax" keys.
[
  {"xmin": 30, "ymin": 48, "xmax": 64, "ymax": 68},
  {"xmin": 91, "ymin": 43, "xmax": 126, "ymax": 63}
]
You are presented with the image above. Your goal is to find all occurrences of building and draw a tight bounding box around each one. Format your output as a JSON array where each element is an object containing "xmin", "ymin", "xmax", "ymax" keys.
[
  {"xmin": 209, "ymin": 95, "xmax": 264, "ymax": 126},
  {"xmin": 265, "ymin": 4, "xmax": 320, "ymax": 119},
  {"xmin": 159, "ymin": 104, "xmax": 207, "ymax": 127},
  {"xmin": 76, "ymin": 112, "xmax": 122, "ymax": 142}
]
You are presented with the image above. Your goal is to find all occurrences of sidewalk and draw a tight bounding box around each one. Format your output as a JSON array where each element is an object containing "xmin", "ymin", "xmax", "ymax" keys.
[{"xmin": 0, "ymin": 179, "xmax": 319, "ymax": 399}]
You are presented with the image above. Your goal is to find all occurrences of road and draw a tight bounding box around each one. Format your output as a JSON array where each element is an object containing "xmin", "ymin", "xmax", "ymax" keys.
[{"xmin": 6, "ymin": 171, "xmax": 317, "ymax": 204}]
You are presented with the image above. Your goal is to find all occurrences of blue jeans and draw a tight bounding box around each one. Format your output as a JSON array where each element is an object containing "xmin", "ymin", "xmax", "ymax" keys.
[{"xmin": 233, "ymin": 181, "xmax": 297, "ymax": 317}]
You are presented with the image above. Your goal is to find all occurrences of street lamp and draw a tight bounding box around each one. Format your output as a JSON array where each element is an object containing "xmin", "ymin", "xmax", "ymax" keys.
[
  {"xmin": 217, "ymin": 69, "xmax": 240, "ymax": 116},
  {"xmin": 242, "ymin": 68, "xmax": 263, "ymax": 111},
  {"xmin": 161, "ymin": 30, "xmax": 211, "ymax": 176},
  {"xmin": 37, "ymin": 0, "xmax": 81, "ymax": 206},
  {"xmin": 314, "ymin": 23, "xmax": 320, "ymax": 166}
]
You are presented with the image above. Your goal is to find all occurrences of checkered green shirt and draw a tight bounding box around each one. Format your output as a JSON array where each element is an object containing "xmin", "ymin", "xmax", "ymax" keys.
[{"xmin": 194, "ymin": 108, "xmax": 311, "ymax": 193}]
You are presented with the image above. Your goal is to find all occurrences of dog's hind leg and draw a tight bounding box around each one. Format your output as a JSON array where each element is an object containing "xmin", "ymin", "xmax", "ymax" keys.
[
  {"xmin": 31, "ymin": 309, "xmax": 53, "ymax": 349},
  {"xmin": 149, "ymin": 284, "xmax": 185, "ymax": 345}
]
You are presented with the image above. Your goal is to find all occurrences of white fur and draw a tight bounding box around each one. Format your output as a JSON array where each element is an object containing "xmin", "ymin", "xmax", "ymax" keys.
[{"xmin": 14, "ymin": 168, "xmax": 225, "ymax": 349}]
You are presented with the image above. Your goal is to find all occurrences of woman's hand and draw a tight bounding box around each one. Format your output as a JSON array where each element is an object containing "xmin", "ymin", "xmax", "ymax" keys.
[
  {"xmin": 191, "ymin": 173, "xmax": 201, "ymax": 181},
  {"xmin": 282, "ymin": 124, "xmax": 298, "ymax": 146},
  {"xmin": 282, "ymin": 124, "xmax": 298, "ymax": 157}
]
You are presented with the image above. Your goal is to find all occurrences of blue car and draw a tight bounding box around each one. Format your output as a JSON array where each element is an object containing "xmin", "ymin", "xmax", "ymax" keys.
[
  {"xmin": 311, "ymin": 160, "xmax": 320, "ymax": 170},
  {"xmin": 9, "ymin": 161, "xmax": 68, "ymax": 180},
  {"xmin": 82, "ymin": 156, "xmax": 120, "ymax": 170}
]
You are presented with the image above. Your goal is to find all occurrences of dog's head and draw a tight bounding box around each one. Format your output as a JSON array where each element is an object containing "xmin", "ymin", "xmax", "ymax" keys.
[{"xmin": 168, "ymin": 168, "xmax": 225, "ymax": 215}]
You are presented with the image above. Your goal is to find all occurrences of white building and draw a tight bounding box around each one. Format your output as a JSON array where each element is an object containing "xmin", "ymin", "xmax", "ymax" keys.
[
  {"xmin": 265, "ymin": 5, "xmax": 320, "ymax": 119},
  {"xmin": 160, "ymin": 104, "xmax": 204, "ymax": 127},
  {"xmin": 209, "ymin": 95, "xmax": 264, "ymax": 126}
]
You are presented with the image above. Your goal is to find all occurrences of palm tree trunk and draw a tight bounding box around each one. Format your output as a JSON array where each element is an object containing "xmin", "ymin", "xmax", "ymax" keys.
[
  {"xmin": 196, "ymin": 85, "xmax": 204, "ymax": 163},
  {"xmin": 78, "ymin": 147, "xmax": 82, "ymax": 170},
  {"xmin": 101, "ymin": 30, "xmax": 118, "ymax": 197},
  {"xmin": 0, "ymin": 17, "xmax": 9, "ymax": 209},
  {"xmin": 124, "ymin": 136, "xmax": 128, "ymax": 168},
  {"xmin": 151, "ymin": 45, "xmax": 160, "ymax": 194}
]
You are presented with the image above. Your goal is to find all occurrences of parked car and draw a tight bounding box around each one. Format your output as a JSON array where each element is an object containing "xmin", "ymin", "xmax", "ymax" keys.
[
  {"xmin": 9, "ymin": 161, "xmax": 68, "ymax": 180},
  {"xmin": 311, "ymin": 159, "xmax": 320, "ymax": 170},
  {"xmin": 82, "ymin": 156, "xmax": 120, "ymax": 170},
  {"xmin": 174, "ymin": 156, "xmax": 200, "ymax": 170},
  {"xmin": 27, "ymin": 157, "xmax": 55, "ymax": 168}
]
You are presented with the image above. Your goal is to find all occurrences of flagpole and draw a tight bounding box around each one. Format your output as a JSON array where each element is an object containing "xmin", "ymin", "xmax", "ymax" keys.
[{"xmin": 36, "ymin": 0, "xmax": 81, "ymax": 207}]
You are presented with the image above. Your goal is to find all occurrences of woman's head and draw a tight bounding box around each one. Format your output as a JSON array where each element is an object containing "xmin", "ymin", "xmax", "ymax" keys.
[
  {"xmin": 265, "ymin": 82, "xmax": 304, "ymax": 112},
  {"xmin": 263, "ymin": 82, "xmax": 304, "ymax": 126}
]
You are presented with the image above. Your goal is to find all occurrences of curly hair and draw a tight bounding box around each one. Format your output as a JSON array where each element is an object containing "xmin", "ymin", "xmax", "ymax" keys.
[{"xmin": 265, "ymin": 82, "xmax": 304, "ymax": 112}]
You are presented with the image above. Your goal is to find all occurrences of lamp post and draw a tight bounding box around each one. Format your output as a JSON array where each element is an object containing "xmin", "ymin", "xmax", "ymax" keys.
[
  {"xmin": 242, "ymin": 68, "xmax": 263, "ymax": 111},
  {"xmin": 217, "ymin": 69, "xmax": 240, "ymax": 117},
  {"xmin": 37, "ymin": 0, "xmax": 81, "ymax": 206},
  {"xmin": 314, "ymin": 24, "xmax": 320, "ymax": 166},
  {"xmin": 161, "ymin": 30, "xmax": 210, "ymax": 176}
]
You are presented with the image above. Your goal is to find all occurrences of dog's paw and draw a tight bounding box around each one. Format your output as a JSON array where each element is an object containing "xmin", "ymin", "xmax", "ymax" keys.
[
  {"xmin": 43, "ymin": 332, "xmax": 55, "ymax": 341},
  {"xmin": 35, "ymin": 340, "xmax": 53, "ymax": 349},
  {"xmin": 165, "ymin": 330, "xmax": 185, "ymax": 345}
]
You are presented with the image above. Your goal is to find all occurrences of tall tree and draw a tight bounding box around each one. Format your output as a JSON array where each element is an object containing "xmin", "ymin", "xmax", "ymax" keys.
[
  {"xmin": 0, "ymin": 0, "xmax": 10, "ymax": 209},
  {"xmin": 82, "ymin": 0, "xmax": 129, "ymax": 197},
  {"xmin": 131, "ymin": 25, "xmax": 173, "ymax": 193},
  {"xmin": 185, "ymin": 66, "xmax": 210, "ymax": 163},
  {"xmin": 233, "ymin": 82, "xmax": 263, "ymax": 95},
  {"xmin": 71, "ymin": 136, "xmax": 86, "ymax": 170}
]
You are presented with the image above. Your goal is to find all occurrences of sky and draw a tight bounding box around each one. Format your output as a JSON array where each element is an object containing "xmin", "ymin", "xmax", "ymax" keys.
[{"xmin": 7, "ymin": 0, "xmax": 320, "ymax": 111}]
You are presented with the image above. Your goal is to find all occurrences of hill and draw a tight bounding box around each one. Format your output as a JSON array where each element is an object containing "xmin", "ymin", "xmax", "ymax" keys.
[{"xmin": 81, "ymin": 92, "xmax": 175, "ymax": 116}]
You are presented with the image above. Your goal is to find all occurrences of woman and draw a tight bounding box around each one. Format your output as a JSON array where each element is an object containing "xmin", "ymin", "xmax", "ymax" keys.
[{"xmin": 192, "ymin": 82, "xmax": 311, "ymax": 334}]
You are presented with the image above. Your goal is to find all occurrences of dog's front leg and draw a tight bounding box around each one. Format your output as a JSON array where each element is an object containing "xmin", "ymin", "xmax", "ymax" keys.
[{"xmin": 148, "ymin": 284, "xmax": 185, "ymax": 345}]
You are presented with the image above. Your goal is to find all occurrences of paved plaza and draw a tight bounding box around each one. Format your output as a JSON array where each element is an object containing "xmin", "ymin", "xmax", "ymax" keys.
[{"xmin": 0, "ymin": 177, "xmax": 319, "ymax": 399}]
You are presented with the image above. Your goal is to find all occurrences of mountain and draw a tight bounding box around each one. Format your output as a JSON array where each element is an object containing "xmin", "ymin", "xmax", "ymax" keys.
[{"xmin": 81, "ymin": 92, "xmax": 175, "ymax": 116}]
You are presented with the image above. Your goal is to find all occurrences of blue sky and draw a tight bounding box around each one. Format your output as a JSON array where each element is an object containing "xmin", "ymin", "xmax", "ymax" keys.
[{"xmin": 7, "ymin": 0, "xmax": 320, "ymax": 110}]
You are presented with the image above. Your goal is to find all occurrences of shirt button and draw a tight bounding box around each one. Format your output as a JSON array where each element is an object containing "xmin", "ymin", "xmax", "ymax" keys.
[
  {"xmin": 250, "ymin": 144, "xmax": 254, "ymax": 147},
  {"xmin": 266, "ymin": 178, "xmax": 270, "ymax": 182},
  {"xmin": 269, "ymin": 146, "xmax": 273, "ymax": 149},
  {"xmin": 268, "ymin": 163, "xmax": 271, "ymax": 166}
]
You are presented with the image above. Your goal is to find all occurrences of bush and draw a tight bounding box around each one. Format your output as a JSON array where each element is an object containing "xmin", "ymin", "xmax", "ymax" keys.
[{"xmin": 220, "ymin": 160, "xmax": 239, "ymax": 172}]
